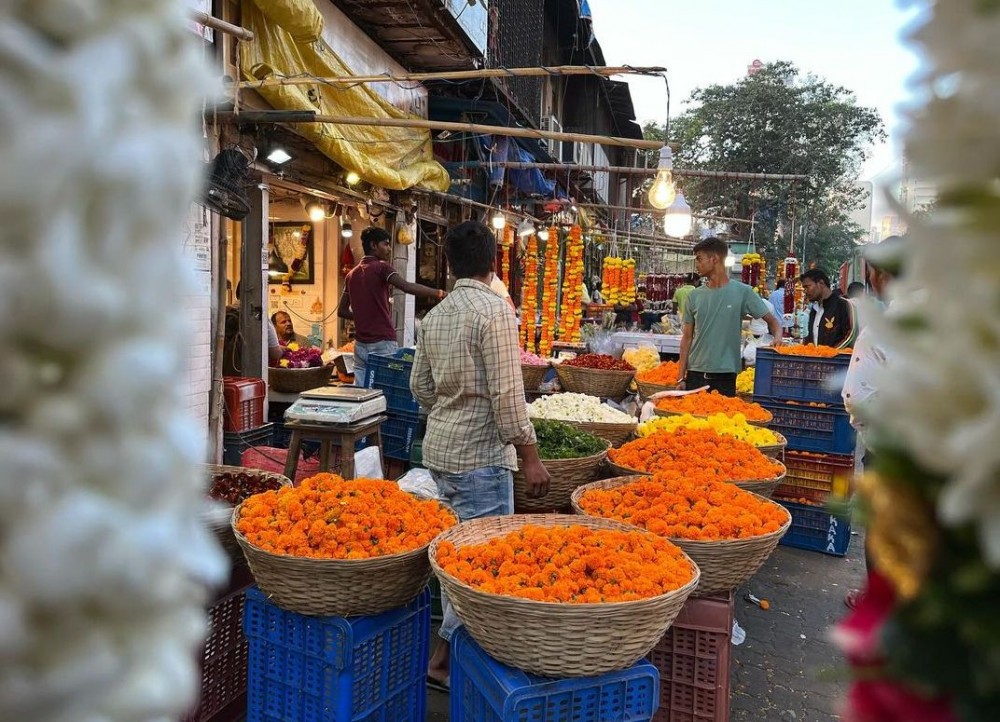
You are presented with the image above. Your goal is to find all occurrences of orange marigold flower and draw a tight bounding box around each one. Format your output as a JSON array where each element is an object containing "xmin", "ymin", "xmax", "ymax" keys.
[
  {"xmin": 654, "ymin": 390, "xmax": 772, "ymax": 422},
  {"xmin": 578, "ymin": 476, "xmax": 788, "ymax": 541},
  {"xmin": 608, "ymin": 427, "xmax": 784, "ymax": 480},
  {"xmin": 235, "ymin": 474, "xmax": 456, "ymax": 559},
  {"xmin": 773, "ymin": 344, "xmax": 851, "ymax": 358},
  {"xmin": 636, "ymin": 361, "xmax": 682, "ymax": 385},
  {"xmin": 436, "ymin": 525, "xmax": 694, "ymax": 604}
]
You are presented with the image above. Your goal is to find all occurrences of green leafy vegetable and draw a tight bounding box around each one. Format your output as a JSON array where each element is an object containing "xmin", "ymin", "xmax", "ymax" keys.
[{"xmin": 532, "ymin": 418, "xmax": 606, "ymax": 460}]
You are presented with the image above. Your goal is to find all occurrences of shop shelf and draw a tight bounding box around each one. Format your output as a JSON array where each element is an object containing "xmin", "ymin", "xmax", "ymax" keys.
[
  {"xmin": 381, "ymin": 412, "xmax": 420, "ymax": 462},
  {"xmin": 648, "ymin": 592, "xmax": 733, "ymax": 722},
  {"xmin": 224, "ymin": 377, "xmax": 267, "ymax": 433},
  {"xmin": 450, "ymin": 627, "xmax": 659, "ymax": 722},
  {"xmin": 776, "ymin": 500, "xmax": 852, "ymax": 556},
  {"xmin": 774, "ymin": 451, "xmax": 856, "ymax": 505},
  {"xmin": 244, "ymin": 587, "xmax": 429, "ymax": 722},
  {"xmin": 223, "ymin": 424, "xmax": 275, "ymax": 467},
  {"xmin": 365, "ymin": 348, "xmax": 418, "ymax": 416},
  {"xmin": 753, "ymin": 348, "xmax": 851, "ymax": 405},
  {"xmin": 756, "ymin": 398, "xmax": 856, "ymax": 455}
]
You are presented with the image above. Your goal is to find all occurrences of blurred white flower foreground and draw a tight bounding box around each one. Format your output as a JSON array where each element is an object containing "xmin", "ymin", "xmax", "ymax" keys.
[{"xmin": 0, "ymin": 2, "xmax": 226, "ymax": 720}]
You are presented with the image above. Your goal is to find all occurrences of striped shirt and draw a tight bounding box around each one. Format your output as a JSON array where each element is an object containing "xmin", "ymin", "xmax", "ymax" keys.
[{"xmin": 410, "ymin": 278, "xmax": 536, "ymax": 473}]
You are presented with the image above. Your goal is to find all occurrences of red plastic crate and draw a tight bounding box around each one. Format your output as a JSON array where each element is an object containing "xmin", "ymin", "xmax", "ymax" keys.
[
  {"xmin": 184, "ymin": 567, "xmax": 254, "ymax": 722},
  {"xmin": 240, "ymin": 446, "xmax": 322, "ymax": 485},
  {"xmin": 649, "ymin": 592, "xmax": 733, "ymax": 722},
  {"xmin": 223, "ymin": 377, "xmax": 266, "ymax": 432},
  {"xmin": 774, "ymin": 451, "xmax": 855, "ymax": 505}
]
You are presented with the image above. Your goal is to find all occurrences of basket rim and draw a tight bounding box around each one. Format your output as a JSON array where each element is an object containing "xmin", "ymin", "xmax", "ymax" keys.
[
  {"xmin": 429, "ymin": 513, "xmax": 701, "ymax": 610},
  {"xmin": 532, "ymin": 438, "xmax": 612, "ymax": 465},
  {"xmin": 605, "ymin": 456, "xmax": 786, "ymax": 481},
  {"xmin": 230, "ymin": 498, "xmax": 458, "ymax": 566},
  {"xmin": 570, "ymin": 476, "xmax": 793, "ymax": 545},
  {"xmin": 556, "ymin": 364, "xmax": 636, "ymax": 377}
]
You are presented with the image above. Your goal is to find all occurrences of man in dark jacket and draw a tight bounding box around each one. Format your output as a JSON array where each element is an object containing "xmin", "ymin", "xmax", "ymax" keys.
[{"xmin": 800, "ymin": 268, "xmax": 857, "ymax": 348}]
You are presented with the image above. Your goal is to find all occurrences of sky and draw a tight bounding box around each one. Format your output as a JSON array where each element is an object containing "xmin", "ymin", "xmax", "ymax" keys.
[{"xmin": 588, "ymin": 0, "xmax": 925, "ymax": 221}]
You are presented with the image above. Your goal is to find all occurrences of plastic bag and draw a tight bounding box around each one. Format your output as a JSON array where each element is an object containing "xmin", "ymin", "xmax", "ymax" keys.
[
  {"xmin": 354, "ymin": 446, "xmax": 383, "ymax": 480},
  {"xmin": 396, "ymin": 468, "xmax": 439, "ymax": 499},
  {"xmin": 622, "ymin": 343, "xmax": 660, "ymax": 373},
  {"xmin": 588, "ymin": 327, "xmax": 619, "ymax": 357}
]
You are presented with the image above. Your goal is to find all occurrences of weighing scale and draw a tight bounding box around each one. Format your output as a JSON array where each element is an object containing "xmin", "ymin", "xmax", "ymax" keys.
[{"xmin": 284, "ymin": 387, "xmax": 387, "ymax": 425}]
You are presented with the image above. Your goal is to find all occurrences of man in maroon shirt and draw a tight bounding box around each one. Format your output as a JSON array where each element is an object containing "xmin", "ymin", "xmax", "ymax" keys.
[{"xmin": 339, "ymin": 227, "xmax": 445, "ymax": 386}]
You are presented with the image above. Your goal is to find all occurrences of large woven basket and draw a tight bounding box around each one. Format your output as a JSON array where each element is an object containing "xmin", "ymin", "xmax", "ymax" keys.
[
  {"xmin": 572, "ymin": 477, "xmax": 791, "ymax": 596},
  {"xmin": 513, "ymin": 442, "xmax": 611, "ymax": 513},
  {"xmin": 732, "ymin": 462, "xmax": 787, "ymax": 499},
  {"xmin": 737, "ymin": 392, "xmax": 754, "ymax": 404},
  {"xmin": 267, "ymin": 364, "xmax": 334, "ymax": 393},
  {"xmin": 521, "ymin": 363, "xmax": 550, "ymax": 392},
  {"xmin": 563, "ymin": 419, "xmax": 637, "ymax": 447},
  {"xmin": 756, "ymin": 432, "xmax": 788, "ymax": 459},
  {"xmin": 606, "ymin": 458, "xmax": 650, "ymax": 477},
  {"xmin": 653, "ymin": 407, "xmax": 773, "ymax": 427},
  {"xmin": 429, "ymin": 513, "xmax": 700, "ymax": 677},
  {"xmin": 231, "ymin": 501, "xmax": 457, "ymax": 616},
  {"xmin": 556, "ymin": 364, "xmax": 635, "ymax": 399},
  {"xmin": 636, "ymin": 379, "xmax": 682, "ymax": 399},
  {"xmin": 202, "ymin": 464, "xmax": 291, "ymax": 566}
]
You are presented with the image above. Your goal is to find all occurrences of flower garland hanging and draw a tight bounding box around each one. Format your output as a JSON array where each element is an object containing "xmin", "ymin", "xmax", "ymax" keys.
[
  {"xmin": 602, "ymin": 256, "xmax": 622, "ymax": 305},
  {"xmin": 558, "ymin": 224, "xmax": 584, "ymax": 342},
  {"xmin": 621, "ymin": 258, "xmax": 637, "ymax": 304},
  {"xmin": 521, "ymin": 232, "xmax": 539, "ymax": 352},
  {"xmin": 742, "ymin": 253, "xmax": 765, "ymax": 294},
  {"xmin": 499, "ymin": 224, "xmax": 513, "ymax": 288},
  {"xmin": 0, "ymin": 2, "xmax": 226, "ymax": 720},
  {"xmin": 538, "ymin": 226, "xmax": 559, "ymax": 357},
  {"xmin": 832, "ymin": 2, "xmax": 1000, "ymax": 719}
]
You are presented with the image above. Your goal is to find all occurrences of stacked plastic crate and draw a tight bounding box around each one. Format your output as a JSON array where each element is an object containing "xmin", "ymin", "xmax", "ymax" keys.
[
  {"xmin": 222, "ymin": 377, "xmax": 273, "ymax": 466},
  {"xmin": 364, "ymin": 348, "xmax": 421, "ymax": 463},
  {"xmin": 753, "ymin": 348, "xmax": 856, "ymax": 556},
  {"xmin": 243, "ymin": 587, "xmax": 430, "ymax": 722}
]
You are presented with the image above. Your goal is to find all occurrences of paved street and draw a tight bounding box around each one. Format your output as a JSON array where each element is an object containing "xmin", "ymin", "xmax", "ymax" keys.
[{"xmin": 428, "ymin": 529, "xmax": 866, "ymax": 721}]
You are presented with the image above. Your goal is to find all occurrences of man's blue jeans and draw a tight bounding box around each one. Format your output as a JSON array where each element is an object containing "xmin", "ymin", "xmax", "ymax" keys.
[
  {"xmin": 430, "ymin": 465, "xmax": 514, "ymax": 642},
  {"xmin": 353, "ymin": 339, "xmax": 398, "ymax": 387}
]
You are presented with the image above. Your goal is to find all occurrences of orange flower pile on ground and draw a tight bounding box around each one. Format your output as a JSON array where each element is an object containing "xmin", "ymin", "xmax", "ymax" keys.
[
  {"xmin": 578, "ymin": 476, "xmax": 788, "ymax": 541},
  {"xmin": 773, "ymin": 344, "xmax": 852, "ymax": 357},
  {"xmin": 636, "ymin": 361, "xmax": 682, "ymax": 385},
  {"xmin": 608, "ymin": 427, "xmax": 784, "ymax": 480},
  {"xmin": 436, "ymin": 524, "xmax": 694, "ymax": 603},
  {"xmin": 654, "ymin": 390, "xmax": 772, "ymax": 422},
  {"xmin": 236, "ymin": 473, "xmax": 456, "ymax": 559}
]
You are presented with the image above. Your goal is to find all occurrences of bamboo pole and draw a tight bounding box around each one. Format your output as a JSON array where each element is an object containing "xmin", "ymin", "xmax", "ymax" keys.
[
  {"xmin": 414, "ymin": 190, "xmax": 542, "ymax": 224},
  {"xmin": 459, "ymin": 161, "xmax": 809, "ymax": 182},
  {"xmin": 190, "ymin": 11, "xmax": 254, "ymax": 42},
  {"xmin": 238, "ymin": 65, "xmax": 667, "ymax": 89},
  {"xmin": 575, "ymin": 202, "xmax": 755, "ymax": 225},
  {"xmin": 221, "ymin": 109, "xmax": 664, "ymax": 150}
]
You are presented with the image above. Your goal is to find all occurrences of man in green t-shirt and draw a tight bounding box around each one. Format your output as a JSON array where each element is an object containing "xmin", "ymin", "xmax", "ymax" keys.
[
  {"xmin": 679, "ymin": 238, "xmax": 783, "ymax": 396},
  {"xmin": 672, "ymin": 273, "xmax": 699, "ymax": 318}
]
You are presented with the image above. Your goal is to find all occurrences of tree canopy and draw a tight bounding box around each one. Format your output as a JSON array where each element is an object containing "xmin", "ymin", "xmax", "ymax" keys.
[{"xmin": 646, "ymin": 61, "xmax": 885, "ymax": 280}]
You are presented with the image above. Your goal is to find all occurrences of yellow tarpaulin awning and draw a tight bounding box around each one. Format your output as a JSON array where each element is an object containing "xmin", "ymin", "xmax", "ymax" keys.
[{"xmin": 241, "ymin": 0, "xmax": 451, "ymax": 192}]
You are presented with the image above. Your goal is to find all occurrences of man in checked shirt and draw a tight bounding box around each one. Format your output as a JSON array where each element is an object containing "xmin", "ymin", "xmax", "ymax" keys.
[{"xmin": 411, "ymin": 221, "xmax": 551, "ymax": 691}]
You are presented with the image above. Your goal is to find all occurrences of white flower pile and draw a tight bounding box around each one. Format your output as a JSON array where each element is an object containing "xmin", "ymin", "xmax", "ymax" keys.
[
  {"xmin": 528, "ymin": 393, "xmax": 635, "ymax": 424},
  {"xmin": 0, "ymin": 2, "xmax": 227, "ymax": 720},
  {"xmin": 867, "ymin": 1, "xmax": 1000, "ymax": 565}
]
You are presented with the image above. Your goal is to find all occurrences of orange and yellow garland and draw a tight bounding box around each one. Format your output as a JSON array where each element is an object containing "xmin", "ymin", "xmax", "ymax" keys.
[
  {"xmin": 499, "ymin": 224, "xmax": 513, "ymax": 288},
  {"xmin": 602, "ymin": 256, "xmax": 636, "ymax": 305},
  {"xmin": 558, "ymin": 224, "xmax": 584, "ymax": 343},
  {"xmin": 621, "ymin": 258, "xmax": 637, "ymax": 304},
  {"xmin": 521, "ymin": 232, "xmax": 539, "ymax": 352},
  {"xmin": 538, "ymin": 226, "xmax": 559, "ymax": 357},
  {"xmin": 436, "ymin": 524, "xmax": 694, "ymax": 603}
]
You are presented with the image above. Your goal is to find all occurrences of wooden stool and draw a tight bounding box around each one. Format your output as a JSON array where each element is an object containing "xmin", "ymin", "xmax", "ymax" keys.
[{"xmin": 282, "ymin": 416, "xmax": 387, "ymax": 481}]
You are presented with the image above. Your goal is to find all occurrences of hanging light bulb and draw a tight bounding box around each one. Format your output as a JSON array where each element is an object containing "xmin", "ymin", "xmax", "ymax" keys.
[
  {"xmin": 306, "ymin": 201, "xmax": 326, "ymax": 223},
  {"xmin": 491, "ymin": 211, "xmax": 507, "ymax": 230},
  {"xmin": 537, "ymin": 227, "xmax": 550, "ymax": 242},
  {"xmin": 345, "ymin": 170, "xmax": 361, "ymax": 186},
  {"xmin": 516, "ymin": 218, "xmax": 534, "ymax": 238},
  {"xmin": 341, "ymin": 220, "xmax": 353, "ymax": 238},
  {"xmin": 648, "ymin": 146, "xmax": 676, "ymax": 210},
  {"xmin": 724, "ymin": 254, "xmax": 736, "ymax": 268},
  {"xmin": 663, "ymin": 190, "xmax": 693, "ymax": 238}
]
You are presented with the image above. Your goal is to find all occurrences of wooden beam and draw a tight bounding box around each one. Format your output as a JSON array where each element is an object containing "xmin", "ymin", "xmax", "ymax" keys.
[
  {"xmin": 575, "ymin": 202, "xmax": 756, "ymax": 225},
  {"xmin": 190, "ymin": 11, "xmax": 254, "ymax": 42},
  {"xmin": 238, "ymin": 65, "xmax": 667, "ymax": 89},
  {"xmin": 457, "ymin": 161, "xmax": 809, "ymax": 182}
]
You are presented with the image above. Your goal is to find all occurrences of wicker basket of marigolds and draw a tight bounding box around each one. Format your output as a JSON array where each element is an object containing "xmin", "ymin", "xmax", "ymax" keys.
[
  {"xmin": 653, "ymin": 389, "xmax": 773, "ymax": 426},
  {"xmin": 514, "ymin": 419, "xmax": 610, "ymax": 513},
  {"xmin": 527, "ymin": 393, "xmax": 637, "ymax": 447},
  {"xmin": 555, "ymin": 354, "xmax": 636, "ymax": 399},
  {"xmin": 573, "ymin": 475, "xmax": 790, "ymax": 595},
  {"xmin": 608, "ymin": 426, "xmax": 787, "ymax": 497},
  {"xmin": 429, "ymin": 513, "xmax": 700, "ymax": 676},
  {"xmin": 232, "ymin": 474, "xmax": 456, "ymax": 616},
  {"xmin": 635, "ymin": 361, "xmax": 684, "ymax": 399},
  {"xmin": 520, "ymin": 348, "xmax": 551, "ymax": 392},
  {"xmin": 736, "ymin": 367, "xmax": 755, "ymax": 403},
  {"xmin": 638, "ymin": 412, "xmax": 787, "ymax": 461},
  {"xmin": 203, "ymin": 465, "xmax": 291, "ymax": 566}
]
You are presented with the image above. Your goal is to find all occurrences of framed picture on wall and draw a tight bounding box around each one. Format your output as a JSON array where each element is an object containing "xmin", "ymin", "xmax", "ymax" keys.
[{"xmin": 268, "ymin": 222, "xmax": 314, "ymax": 284}]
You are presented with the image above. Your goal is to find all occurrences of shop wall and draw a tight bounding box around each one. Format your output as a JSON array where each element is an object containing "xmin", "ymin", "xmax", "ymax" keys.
[{"xmin": 180, "ymin": 204, "xmax": 214, "ymax": 447}]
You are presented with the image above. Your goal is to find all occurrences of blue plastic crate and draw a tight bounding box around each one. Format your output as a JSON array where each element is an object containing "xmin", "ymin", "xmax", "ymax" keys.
[
  {"xmin": 757, "ymin": 397, "xmax": 856, "ymax": 455},
  {"xmin": 450, "ymin": 627, "xmax": 660, "ymax": 722},
  {"xmin": 381, "ymin": 412, "xmax": 420, "ymax": 461},
  {"xmin": 777, "ymin": 500, "xmax": 852, "ymax": 556},
  {"xmin": 754, "ymin": 348, "xmax": 851, "ymax": 405},
  {"xmin": 244, "ymin": 587, "xmax": 429, "ymax": 722},
  {"xmin": 365, "ymin": 348, "xmax": 418, "ymax": 415}
]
